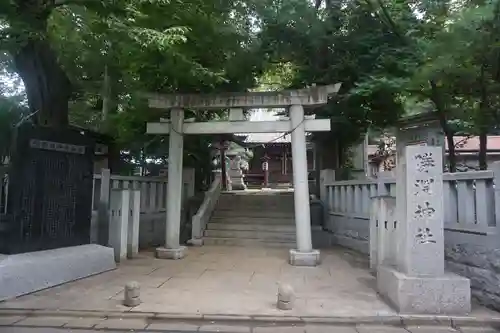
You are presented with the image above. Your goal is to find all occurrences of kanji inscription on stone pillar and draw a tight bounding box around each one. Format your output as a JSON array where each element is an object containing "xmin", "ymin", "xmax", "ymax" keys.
[{"xmin": 402, "ymin": 145, "xmax": 444, "ymax": 277}]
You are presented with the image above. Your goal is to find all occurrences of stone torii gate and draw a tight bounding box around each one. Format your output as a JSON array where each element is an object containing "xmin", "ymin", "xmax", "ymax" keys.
[{"xmin": 145, "ymin": 83, "xmax": 341, "ymax": 266}]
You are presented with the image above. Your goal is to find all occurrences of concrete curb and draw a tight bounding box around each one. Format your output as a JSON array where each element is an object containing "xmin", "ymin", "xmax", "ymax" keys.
[{"xmin": 0, "ymin": 308, "xmax": 499, "ymax": 328}]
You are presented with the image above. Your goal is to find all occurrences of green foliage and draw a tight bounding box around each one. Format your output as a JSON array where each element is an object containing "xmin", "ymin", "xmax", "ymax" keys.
[
  {"xmin": 0, "ymin": 60, "xmax": 28, "ymax": 159},
  {"xmin": 1, "ymin": 0, "xmax": 268, "ymax": 178},
  {"xmin": 256, "ymin": 62, "xmax": 296, "ymax": 92},
  {"xmin": 253, "ymin": 0, "xmax": 412, "ymax": 162},
  {"xmin": 253, "ymin": 0, "xmax": 500, "ymax": 170},
  {"xmin": 0, "ymin": 95, "xmax": 28, "ymax": 159},
  {"xmin": 3, "ymin": 0, "xmax": 500, "ymax": 174}
]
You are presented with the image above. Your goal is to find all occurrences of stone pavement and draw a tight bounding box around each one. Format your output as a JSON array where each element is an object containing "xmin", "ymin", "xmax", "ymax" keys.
[
  {"xmin": 0, "ymin": 246, "xmax": 397, "ymax": 316},
  {"xmin": 0, "ymin": 246, "xmax": 498, "ymax": 325},
  {"xmin": 1, "ymin": 318, "xmax": 499, "ymax": 333}
]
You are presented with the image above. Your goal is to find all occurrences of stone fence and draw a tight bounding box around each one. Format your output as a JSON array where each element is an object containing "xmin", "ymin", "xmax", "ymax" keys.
[
  {"xmin": 91, "ymin": 168, "xmax": 195, "ymax": 249},
  {"xmin": 321, "ymin": 164, "xmax": 500, "ymax": 310}
]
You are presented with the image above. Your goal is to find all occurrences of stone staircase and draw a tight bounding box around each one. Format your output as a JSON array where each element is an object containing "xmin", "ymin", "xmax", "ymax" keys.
[{"xmin": 203, "ymin": 190, "xmax": 323, "ymax": 248}]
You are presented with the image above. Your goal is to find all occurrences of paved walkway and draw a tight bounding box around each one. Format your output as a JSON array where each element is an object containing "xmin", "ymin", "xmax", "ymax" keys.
[
  {"xmin": 0, "ymin": 319, "xmax": 498, "ymax": 332},
  {"xmin": 0, "ymin": 246, "xmax": 498, "ymax": 324},
  {"xmin": 0, "ymin": 246, "xmax": 397, "ymax": 316},
  {"xmin": 0, "ymin": 326, "xmax": 499, "ymax": 333}
]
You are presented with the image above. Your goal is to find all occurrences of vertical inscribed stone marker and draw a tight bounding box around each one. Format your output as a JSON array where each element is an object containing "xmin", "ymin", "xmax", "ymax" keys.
[
  {"xmin": 402, "ymin": 147, "xmax": 444, "ymax": 276},
  {"xmin": 377, "ymin": 145, "xmax": 471, "ymax": 315}
]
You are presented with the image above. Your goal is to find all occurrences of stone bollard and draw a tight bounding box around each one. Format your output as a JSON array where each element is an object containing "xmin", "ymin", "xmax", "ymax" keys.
[
  {"xmin": 124, "ymin": 281, "xmax": 141, "ymax": 307},
  {"xmin": 277, "ymin": 283, "xmax": 295, "ymax": 310}
]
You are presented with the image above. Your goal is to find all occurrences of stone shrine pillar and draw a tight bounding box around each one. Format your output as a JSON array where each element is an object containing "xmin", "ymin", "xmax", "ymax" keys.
[
  {"xmin": 377, "ymin": 145, "xmax": 471, "ymax": 314},
  {"xmin": 156, "ymin": 108, "xmax": 187, "ymax": 260},
  {"xmin": 289, "ymin": 104, "xmax": 320, "ymax": 266}
]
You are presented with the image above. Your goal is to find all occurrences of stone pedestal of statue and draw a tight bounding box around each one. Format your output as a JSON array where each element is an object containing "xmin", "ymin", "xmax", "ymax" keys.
[{"xmin": 228, "ymin": 156, "xmax": 247, "ymax": 190}]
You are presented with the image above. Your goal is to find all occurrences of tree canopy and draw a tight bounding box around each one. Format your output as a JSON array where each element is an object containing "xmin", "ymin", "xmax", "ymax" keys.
[
  {"xmin": 253, "ymin": 0, "xmax": 500, "ymax": 170},
  {"xmin": 1, "ymin": 0, "xmax": 266, "ymax": 177},
  {"xmin": 1, "ymin": 0, "xmax": 500, "ymax": 172}
]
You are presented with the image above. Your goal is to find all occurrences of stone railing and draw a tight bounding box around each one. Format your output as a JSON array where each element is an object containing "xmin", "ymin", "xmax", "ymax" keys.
[
  {"xmin": 323, "ymin": 169, "xmax": 497, "ymax": 237},
  {"xmin": 93, "ymin": 168, "xmax": 195, "ymax": 212},
  {"xmin": 320, "ymin": 164, "xmax": 500, "ymax": 310},
  {"xmin": 189, "ymin": 173, "xmax": 222, "ymax": 245},
  {"xmin": 442, "ymin": 170, "xmax": 496, "ymax": 234},
  {"xmin": 92, "ymin": 168, "xmax": 195, "ymax": 248},
  {"xmin": 93, "ymin": 171, "xmax": 168, "ymax": 214}
]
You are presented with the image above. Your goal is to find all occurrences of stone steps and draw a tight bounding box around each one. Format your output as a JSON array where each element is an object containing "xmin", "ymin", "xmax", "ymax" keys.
[
  {"xmin": 209, "ymin": 216, "xmax": 294, "ymax": 225},
  {"xmin": 202, "ymin": 237, "xmax": 295, "ymax": 248},
  {"xmin": 218, "ymin": 193, "xmax": 294, "ymax": 206},
  {"xmin": 204, "ymin": 229, "xmax": 296, "ymax": 241},
  {"xmin": 207, "ymin": 222, "xmax": 297, "ymax": 232},
  {"xmin": 215, "ymin": 203, "xmax": 294, "ymax": 211},
  {"xmin": 212, "ymin": 209, "xmax": 295, "ymax": 218},
  {"xmin": 202, "ymin": 221, "xmax": 324, "ymax": 248},
  {"xmin": 203, "ymin": 190, "xmax": 300, "ymax": 248},
  {"xmin": 221, "ymin": 190, "xmax": 294, "ymax": 195}
]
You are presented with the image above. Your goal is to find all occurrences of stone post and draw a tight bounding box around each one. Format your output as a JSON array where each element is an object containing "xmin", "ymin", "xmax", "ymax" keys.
[
  {"xmin": 370, "ymin": 171, "xmax": 393, "ymax": 271},
  {"xmin": 109, "ymin": 189, "xmax": 130, "ymax": 262},
  {"xmin": 124, "ymin": 281, "xmax": 141, "ymax": 307},
  {"xmin": 376, "ymin": 196, "xmax": 396, "ymax": 268},
  {"xmin": 289, "ymin": 104, "xmax": 320, "ymax": 266},
  {"xmin": 182, "ymin": 168, "xmax": 196, "ymax": 199},
  {"xmin": 319, "ymin": 169, "xmax": 335, "ymax": 202},
  {"xmin": 319, "ymin": 169, "xmax": 335, "ymax": 227},
  {"xmin": 127, "ymin": 189, "xmax": 141, "ymax": 259},
  {"xmin": 97, "ymin": 168, "xmax": 111, "ymax": 246},
  {"xmin": 156, "ymin": 108, "xmax": 187, "ymax": 260},
  {"xmin": 377, "ymin": 145, "xmax": 471, "ymax": 314},
  {"xmin": 369, "ymin": 195, "xmax": 378, "ymax": 272},
  {"xmin": 491, "ymin": 162, "xmax": 500, "ymax": 234}
]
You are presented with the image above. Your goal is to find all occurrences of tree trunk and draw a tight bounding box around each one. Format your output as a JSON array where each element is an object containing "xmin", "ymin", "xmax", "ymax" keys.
[
  {"xmin": 102, "ymin": 65, "xmax": 111, "ymax": 122},
  {"xmin": 318, "ymin": 142, "xmax": 339, "ymax": 170},
  {"xmin": 479, "ymin": 131, "xmax": 488, "ymax": 170},
  {"xmin": 445, "ymin": 130, "xmax": 456, "ymax": 172},
  {"xmin": 13, "ymin": 38, "xmax": 72, "ymax": 128},
  {"xmin": 430, "ymin": 80, "xmax": 456, "ymax": 172},
  {"xmin": 478, "ymin": 63, "xmax": 489, "ymax": 170}
]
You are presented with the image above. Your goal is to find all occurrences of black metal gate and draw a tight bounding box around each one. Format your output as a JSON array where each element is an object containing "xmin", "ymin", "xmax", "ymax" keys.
[{"xmin": 1, "ymin": 125, "xmax": 95, "ymax": 254}]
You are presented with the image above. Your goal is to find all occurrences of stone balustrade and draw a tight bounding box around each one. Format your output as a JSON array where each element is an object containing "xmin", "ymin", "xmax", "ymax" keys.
[
  {"xmin": 321, "ymin": 161, "xmax": 500, "ymax": 312},
  {"xmin": 189, "ymin": 174, "xmax": 222, "ymax": 245},
  {"xmin": 90, "ymin": 168, "xmax": 195, "ymax": 250}
]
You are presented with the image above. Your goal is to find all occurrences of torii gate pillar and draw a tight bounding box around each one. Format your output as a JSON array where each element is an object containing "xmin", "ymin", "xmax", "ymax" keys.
[
  {"xmin": 289, "ymin": 104, "xmax": 319, "ymax": 266},
  {"xmin": 156, "ymin": 108, "xmax": 187, "ymax": 260}
]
